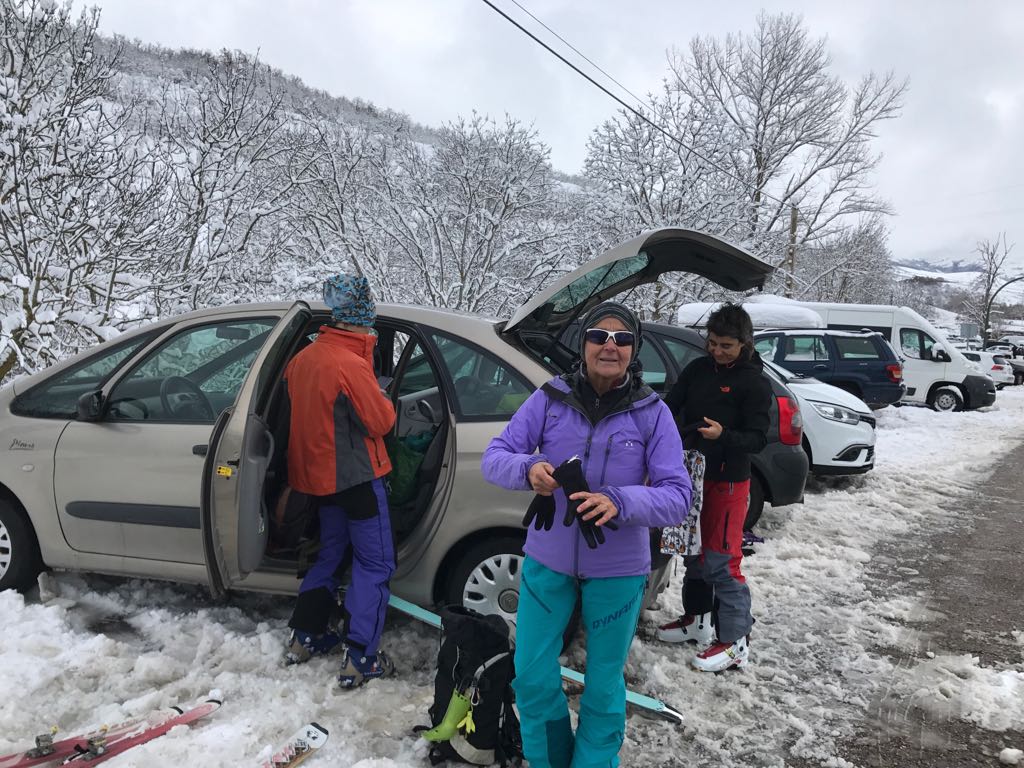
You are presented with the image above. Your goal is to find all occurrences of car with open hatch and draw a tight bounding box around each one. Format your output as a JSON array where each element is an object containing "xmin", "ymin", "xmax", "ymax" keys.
[{"xmin": 0, "ymin": 228, "xmax": 774, "ymax": 630}]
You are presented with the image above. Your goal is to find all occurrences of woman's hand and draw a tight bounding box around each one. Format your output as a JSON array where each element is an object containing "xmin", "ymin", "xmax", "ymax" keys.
[
  {"xmin": 571, "ymin": 491, "xmax": 619, "ymax": 526},
  {"xmin": 528, "ymin": 461, "xmax": 559, "ymax": 496},
  {"xmin": 697, "ymin": 416, "xmax": 723, "ymax": 440}
]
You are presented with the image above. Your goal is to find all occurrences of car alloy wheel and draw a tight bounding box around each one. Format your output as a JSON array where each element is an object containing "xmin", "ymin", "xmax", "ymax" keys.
[{"xmin": 0, "ymin": 516, "xmax": 11, "ymax": 582}]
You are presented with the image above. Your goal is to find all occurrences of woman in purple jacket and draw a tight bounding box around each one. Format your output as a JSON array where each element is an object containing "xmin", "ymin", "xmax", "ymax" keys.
[{"xmin": 482, "ymin": 302, "xmax": 691, "ymax": 768}]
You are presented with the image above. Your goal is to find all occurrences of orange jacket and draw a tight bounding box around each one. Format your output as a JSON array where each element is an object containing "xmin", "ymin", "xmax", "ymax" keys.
[{"xmin": 284, "ymin": 326, "xmax": 395, "ymax": 496}]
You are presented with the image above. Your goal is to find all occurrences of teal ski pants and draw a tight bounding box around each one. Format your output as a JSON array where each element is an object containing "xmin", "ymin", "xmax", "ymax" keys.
[{"xmin": 514, "ymin": 557, "xmax": 647, "ymax": 768}]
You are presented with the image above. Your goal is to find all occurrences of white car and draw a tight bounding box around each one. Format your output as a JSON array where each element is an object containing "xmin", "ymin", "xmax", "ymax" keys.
[
  {"xmin": 764, "ymin": 360, "xmax": 876, "ymax": 476},
  {"xmin": 962, "ymin": 351, "xmax": 1014, "ymax": 388}
]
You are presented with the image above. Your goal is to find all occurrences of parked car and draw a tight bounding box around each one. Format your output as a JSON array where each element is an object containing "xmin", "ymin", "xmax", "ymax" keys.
[
  {"xmin": 962, "ymin": 351, "xmax": 1015, "ymax": 389},
  {"xmin": 0, "ymin": 228, "xmax": 773, "ymax": 629},
  {"xmin": 778, "ymin": 302, "xmax": 995, "ymax": 412},
  {"xmin": 753, "ymin": 328, "xmax": 904, "ymax": 409},
  {"xmin": 763, "ymin": 361, "xmax": 876, "ymax": 476},
  {"xmin": 556, "ymin": 322, "xmax": 809, "ymax": 532}
]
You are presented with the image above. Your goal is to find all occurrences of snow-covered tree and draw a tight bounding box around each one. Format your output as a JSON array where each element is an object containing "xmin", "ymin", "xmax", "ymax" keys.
[
  {"xmin": 585, "ymin": 12, "xmax": 906, "ymax": 304},
  {"xmin": 960, "ymin": 234, "xmax": 1021, "ymax": 341},
  {"xmin": 0, "ymin": 0, "xmax": 168, "ymax": 380}
]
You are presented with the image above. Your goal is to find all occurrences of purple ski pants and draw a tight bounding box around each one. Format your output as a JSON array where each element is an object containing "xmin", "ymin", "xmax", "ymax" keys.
[{"xmin": 291, "ymin": 478, "xmax": 395, "ymax": 655}]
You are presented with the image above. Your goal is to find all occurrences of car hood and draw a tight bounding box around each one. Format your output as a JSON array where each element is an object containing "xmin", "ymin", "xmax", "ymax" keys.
[
  {"xmin": 770, "ymin": 364, "xmax": 871, "ymax": 414},
  {"xmin": 502, "ymin": 228, "xmax": 772, "ymax": 339}
]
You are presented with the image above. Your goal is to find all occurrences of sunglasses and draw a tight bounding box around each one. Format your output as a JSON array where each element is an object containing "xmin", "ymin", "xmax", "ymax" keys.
[{"xmin": 584, "ymin": 328, "xmax": 636, "ymax": 347}]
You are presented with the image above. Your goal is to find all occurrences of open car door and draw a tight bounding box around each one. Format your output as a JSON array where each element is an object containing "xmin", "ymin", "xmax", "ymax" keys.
[
  {"xmin": 201, "ymin": 302, "xmax": 312, "ymax": 599},
  {"xmin": 502, "ymin": 228, "xmax": 773, "ymax": 346}
]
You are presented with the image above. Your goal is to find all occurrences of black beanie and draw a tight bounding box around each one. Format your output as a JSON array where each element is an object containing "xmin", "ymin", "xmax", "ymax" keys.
[{"xmin": 578, "ymin": 301, "xmax": 643, "ymax": 359}]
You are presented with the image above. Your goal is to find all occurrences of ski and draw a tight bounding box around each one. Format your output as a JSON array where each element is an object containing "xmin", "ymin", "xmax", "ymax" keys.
[
  {"xmin": 0, "ymin": 702, "xmax": 207, "ymax": 768},
  {"xmin": 59, "ymin": 698, "xmax": 222, "ymax": 765},
  {"xmin": 388, "ymin": 595, "xmax": 684, "ymax": 726},
  {"xmin": 258, "ymin": 722, "xmax": 329, "ymax": 767}
]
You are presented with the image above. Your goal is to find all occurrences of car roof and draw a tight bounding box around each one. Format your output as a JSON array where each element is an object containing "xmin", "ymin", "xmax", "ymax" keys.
[{"xmin": 754, "ymin": 328, "xmax": 881, "ymax": 338}]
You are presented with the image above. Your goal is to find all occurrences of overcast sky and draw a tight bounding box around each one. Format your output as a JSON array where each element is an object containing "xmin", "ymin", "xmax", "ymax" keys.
[{"xmin": 81, "ymin": 0, "xmax": 1024, "ymax": 268}]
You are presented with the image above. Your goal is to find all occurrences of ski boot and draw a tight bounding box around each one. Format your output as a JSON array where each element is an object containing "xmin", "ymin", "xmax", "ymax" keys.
[
  {"xmin": 656, "ymin": 612, "xmax": 715, "ymax": 647},
  {"xmin": 337, "ymin": 646, "xmax": 395, "ymax": 688},
  {"xmin": 285, "ymin": 628, "xmax": 343, "ymax": 665},
  {"xmin": 691, "ymin": 635, "xmax": 749, "ymax": 672}
]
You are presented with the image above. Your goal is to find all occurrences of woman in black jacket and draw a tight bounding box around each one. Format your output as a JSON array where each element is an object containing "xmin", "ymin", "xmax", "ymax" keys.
[{"xmin": 656, "ymin": 303, "xmax": 772, "ymax": 671}]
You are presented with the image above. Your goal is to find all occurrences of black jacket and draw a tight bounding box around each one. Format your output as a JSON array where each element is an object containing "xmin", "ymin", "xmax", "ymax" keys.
[{"xmin": 663, "ymin": 352, "xmax": 772, "ymax": 482}]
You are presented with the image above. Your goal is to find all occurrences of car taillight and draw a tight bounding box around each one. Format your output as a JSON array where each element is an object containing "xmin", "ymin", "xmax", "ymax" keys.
[
  {"xmin": 992, "ymin": 365, "xmax": 1004, "ymax": 371},
  {"xmin": 777, "ymin": 395, "xmax": 802, "ymax": 446},
  {"xmin": 885, "ymin": 363, "xmax": 903, "ymax": 383}
]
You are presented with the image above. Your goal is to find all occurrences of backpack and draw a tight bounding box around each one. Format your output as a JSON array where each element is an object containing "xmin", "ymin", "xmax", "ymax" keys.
[{"xmin": 416, "ymin": 606, "xmax": 523, "ymax": 766}]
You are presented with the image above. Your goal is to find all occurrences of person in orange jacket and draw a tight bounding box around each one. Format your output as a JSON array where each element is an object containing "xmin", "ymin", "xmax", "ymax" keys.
[{"xmin": 283, "ymin": 273, "xmax": 398, "ymax": 688}]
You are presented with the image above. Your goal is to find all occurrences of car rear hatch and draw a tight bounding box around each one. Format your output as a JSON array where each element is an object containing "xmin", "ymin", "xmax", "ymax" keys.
[{"xmin": 501, "ymin": 228, "xmax": 773, "ymax": 360}]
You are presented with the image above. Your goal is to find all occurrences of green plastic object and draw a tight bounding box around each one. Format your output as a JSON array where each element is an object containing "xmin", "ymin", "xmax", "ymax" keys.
[{"xmin": 421, "ymin": 689, "xmax": 472, "ymax": 743}]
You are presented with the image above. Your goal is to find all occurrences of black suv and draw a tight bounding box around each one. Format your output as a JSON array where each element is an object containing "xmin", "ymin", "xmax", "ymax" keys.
[{"xmin": 753, "ymin": 329, "xmax": 905, "ymax": 409}]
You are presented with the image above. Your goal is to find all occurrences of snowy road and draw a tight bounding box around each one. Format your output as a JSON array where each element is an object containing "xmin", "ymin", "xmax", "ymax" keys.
[{"xmin": 3, "ymin": 391, "xmax": 1024, "ymax": 767}]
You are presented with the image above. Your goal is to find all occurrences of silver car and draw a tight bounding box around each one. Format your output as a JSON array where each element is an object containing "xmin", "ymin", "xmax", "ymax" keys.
[{"xmin": 0, "ymin": 229, "xmax": 772, "ymax": 626}]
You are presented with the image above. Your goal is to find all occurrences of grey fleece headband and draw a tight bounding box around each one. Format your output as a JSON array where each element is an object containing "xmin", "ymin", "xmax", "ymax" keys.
[{"xmin": 579, "ymin": 301, "xmax": 643, "ymax": 358}]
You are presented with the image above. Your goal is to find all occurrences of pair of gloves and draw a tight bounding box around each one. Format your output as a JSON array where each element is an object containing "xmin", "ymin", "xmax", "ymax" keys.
[{"xmin": 523, "ymin": 456, "xmax": 618, "ymax": 549}]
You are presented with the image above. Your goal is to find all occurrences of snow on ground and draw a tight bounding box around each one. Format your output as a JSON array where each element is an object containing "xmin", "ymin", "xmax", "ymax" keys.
[{"xmin": 3, "ymin": 392, "xmax": 1024, "ymax": 766}]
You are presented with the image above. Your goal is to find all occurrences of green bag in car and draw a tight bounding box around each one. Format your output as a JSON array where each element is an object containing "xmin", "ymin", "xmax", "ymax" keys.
[{"xmin": 385, "ymin": 432, "xmax": 427, "ymax": 507}]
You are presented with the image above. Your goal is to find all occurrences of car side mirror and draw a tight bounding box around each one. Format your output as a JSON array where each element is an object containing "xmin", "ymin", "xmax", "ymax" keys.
[
  {"xmin": 931, "ymin": 348, "xmax": 951, "ymax": 363},
  {"xmin": 76, "ymin": 390, "xmax": 105, "ymax": 421}
]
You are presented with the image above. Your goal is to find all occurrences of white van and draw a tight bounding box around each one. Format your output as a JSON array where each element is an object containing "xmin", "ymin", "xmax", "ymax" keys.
[{"xmin": 782, "ymin": 302, "xmax": 996, "ymax": 412}]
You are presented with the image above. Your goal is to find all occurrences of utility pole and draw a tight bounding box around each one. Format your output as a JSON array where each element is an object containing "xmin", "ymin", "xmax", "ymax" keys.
[{"xmin": 784, "ymin": 205, "xmax": 798, "ymax": 298}]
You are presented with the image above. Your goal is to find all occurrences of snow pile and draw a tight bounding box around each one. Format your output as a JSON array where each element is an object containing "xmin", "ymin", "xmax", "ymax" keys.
[{"xmin": 1, "ymin": 391, "xmax": 1023, "ymax": 766}]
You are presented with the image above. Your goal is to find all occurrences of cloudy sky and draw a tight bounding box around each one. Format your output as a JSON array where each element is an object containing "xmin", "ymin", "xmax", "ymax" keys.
[{"xmin": 82, "ymin": 0, "xmax": 1024, "ymax": 268}]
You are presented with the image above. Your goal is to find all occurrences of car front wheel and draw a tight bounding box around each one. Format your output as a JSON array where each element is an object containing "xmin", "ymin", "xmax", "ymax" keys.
[
  {"xmin": 929, "ymin": 387, "xmax": 964, "ymax": 412},
  {"xmin": 0, "ymin": 500, "xmax": 43, "ymax": 592}
]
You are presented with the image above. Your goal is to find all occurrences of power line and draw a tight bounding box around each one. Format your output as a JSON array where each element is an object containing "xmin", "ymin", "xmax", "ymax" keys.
[{"xmin": 477, "ymin": 0, "xmax": 794, "ymax": 211}]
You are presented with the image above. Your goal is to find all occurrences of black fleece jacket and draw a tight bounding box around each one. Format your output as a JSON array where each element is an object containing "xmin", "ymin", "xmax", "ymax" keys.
[{"xmin": 663, "ymin": 352, "xmax": 772, "ymax": 482}]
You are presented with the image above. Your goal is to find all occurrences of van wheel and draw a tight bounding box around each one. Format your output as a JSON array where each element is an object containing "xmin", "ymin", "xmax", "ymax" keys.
[
  {"xmin": 743, "ymin": 474, "xmax": 765, "ymax": 531},
  {"xmin": 929, "ymin": 387, "xmax": 964, "ymax": 412},
  {"xmin": 0, "ymin": 500, "xmax": 43, "ymax": 592},
  {"xmin": 443, "ymin": 535, "xmax": 579, "ymax": 649}
]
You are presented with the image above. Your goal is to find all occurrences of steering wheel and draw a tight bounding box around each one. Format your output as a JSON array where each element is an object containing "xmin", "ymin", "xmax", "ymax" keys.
[{"xmin": 160, "ymin": 376, "xmax": 216, "ymax": 421}]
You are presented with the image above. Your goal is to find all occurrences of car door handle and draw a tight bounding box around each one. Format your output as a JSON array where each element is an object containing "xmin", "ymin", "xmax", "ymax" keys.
[
  {"xmin": 192, "ymin": 444, "xmax": 209, "ymax": 456},
  {"xmin": 813, "ymin": 364, "xmax": 828, "ymax": 370}
]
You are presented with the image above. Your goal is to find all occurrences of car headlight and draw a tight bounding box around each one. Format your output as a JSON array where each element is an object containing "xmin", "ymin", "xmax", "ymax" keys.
[{"xmin": 810, "ymin": 401, "xmax": 861, "ymax": 425}]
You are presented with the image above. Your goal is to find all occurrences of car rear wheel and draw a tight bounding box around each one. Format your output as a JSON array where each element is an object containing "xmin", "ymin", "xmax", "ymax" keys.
[
  {"xmin": 0, "ymin": 500, "xmax": 43, "ymax": 592},
  {"xmin": 443, "ymin": 534, "xmax": 580, "ymax": 648},
  {"xmin": 743, "ymin": 473, "xmax": 765, "ymax": 531},
  {"xmin": 929, "ymin": 387, "xmax": 964, "ymax": 412}
]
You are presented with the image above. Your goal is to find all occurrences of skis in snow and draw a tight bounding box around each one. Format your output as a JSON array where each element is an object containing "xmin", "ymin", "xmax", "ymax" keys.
[
  {"xmin": 387, "ymin": 594, "xmax": 685, "ymax": 725},
  {"xmin": 258, "ymin": 722, "xmax": 329, "ymax": 767},
  {"xmin": 0, "ymin": 699, "xmax": 221, "ymax": 768}
]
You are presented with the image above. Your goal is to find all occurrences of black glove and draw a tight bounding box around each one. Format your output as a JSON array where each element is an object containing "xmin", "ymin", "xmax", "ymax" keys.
[
  {"xmin": 552, "ymin": 457, "xmax": 588, "ymax": 527},
  {"xmin": 552, "ymin": 457, "xmax": 617, "ymax": 549},
  {"xmin": 522, "ymin": 494, "xmax": 555, "ymax": 531}
]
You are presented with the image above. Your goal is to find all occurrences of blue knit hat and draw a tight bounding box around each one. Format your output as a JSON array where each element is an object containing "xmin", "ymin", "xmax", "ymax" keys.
[{"xmin": 323, "ymin": 274, "xmax": 376, "ymax": 327}]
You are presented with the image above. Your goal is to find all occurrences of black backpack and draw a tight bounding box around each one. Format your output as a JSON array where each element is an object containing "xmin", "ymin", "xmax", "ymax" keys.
[{"xmin": 416, "ymin": 606, "xmax": 523, "ymax": 766}]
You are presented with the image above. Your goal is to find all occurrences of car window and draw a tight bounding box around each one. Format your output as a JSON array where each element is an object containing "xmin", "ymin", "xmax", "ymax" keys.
[
  {"xmin": 899, "ymin": 328, "xmax": 922, "ymax": 359},
  {"xmin": 834, "ymin": 337, "xmax": 881, "ymax": 360},
  {"xmin": 637, "ymin": 342, "xmax": 668, "ymax": 392},
  {"xmin": 753, "ymin": 336, "xmax": 778, "ymax": 360},
  {"xmin": 659, "ymin": 336, "xmax": 704, "ymax": 372},
  {"xmin": 431, "ymin": 333, "xmax": 532, "ymax": 418},
  {"xmin": 963, "ymin": 352, "xmax": 979, "ymax": 362},
  {"xmin": 782, "ymin": 335, "xmax": 830, "ymax": 361},
  {"xmin": 108, "ymin": 318, "xmax": 277, "ymax": 423},
  {"xmin": 9, "ymin": 334, "xmax": 156, "ymax": 419}
]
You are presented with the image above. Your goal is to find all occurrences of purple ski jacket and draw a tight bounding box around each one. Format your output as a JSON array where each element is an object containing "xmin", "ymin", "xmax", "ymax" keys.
[{"xmin": 482, "ymin": 374, "xmax": 691, "ymax": 579}]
